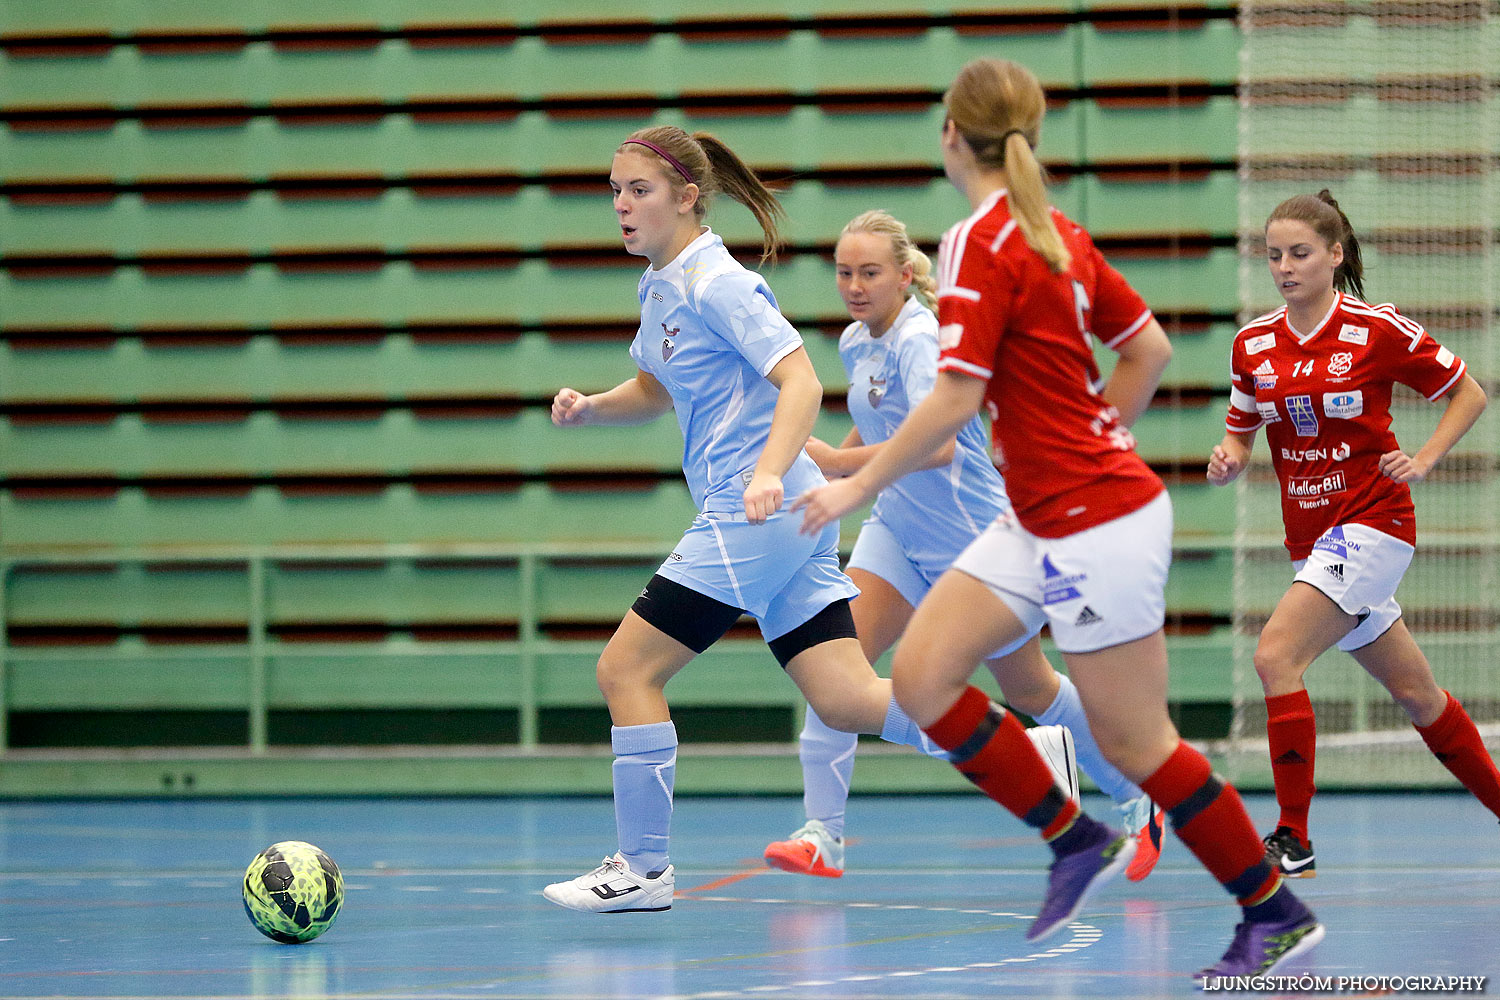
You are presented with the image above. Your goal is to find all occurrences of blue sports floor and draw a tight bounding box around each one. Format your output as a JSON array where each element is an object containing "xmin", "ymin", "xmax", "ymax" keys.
[{"xmin": 1, "ymin": 792, "xmax": 1496, "ymax": 999}]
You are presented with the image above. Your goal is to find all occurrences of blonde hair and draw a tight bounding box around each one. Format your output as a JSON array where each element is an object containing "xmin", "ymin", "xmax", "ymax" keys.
[
  {"xmin": 944, "ymin": 58, "xmax": 1070, "ymax": 273},
  {"xmin": 839, "ymin": 210, "xmax": 938, "ymax": 311},
  {"xmin": 618, "ymin": 125, "xmax": 786, "ymax": 263},
  {"xmin": 1266, "ymin": 189, "xmax": 1366, "ymax": 300}
]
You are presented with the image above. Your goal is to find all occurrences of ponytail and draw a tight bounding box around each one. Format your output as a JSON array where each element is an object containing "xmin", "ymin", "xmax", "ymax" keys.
[
  {"xmin": 944, "ymin": 58, "xmax": 1070, "ymax": 273},
  {"xmin": 1000, "ymin": 134, "xmax": 1070, "ymax": 274},
  {"xmin": 1318, "ymin": 189, "xmax": 1365, "ymax": 300},
  {"xmin": 907, "ymin": 248, "xmax": 939, "ymax": 311},
  {"xmin": 695, "ymin": 133, "xmax": 785, "ymax": 263}
]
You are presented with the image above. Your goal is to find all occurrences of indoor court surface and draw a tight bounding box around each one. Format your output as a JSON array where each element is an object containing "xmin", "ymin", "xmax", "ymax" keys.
[{"xmin": 1, "ymin": 792, "xmax": 1496, "ymax": 999}]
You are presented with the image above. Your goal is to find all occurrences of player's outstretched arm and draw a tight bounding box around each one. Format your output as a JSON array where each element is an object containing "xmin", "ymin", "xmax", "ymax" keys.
[
  {"xmin": 551, "ymin": 370, "xmax": 674, "ymax": 428},
  {"xmin": 802, "ymin": 431, "xmax": 861, "ymax": 477},
  {"xmin": 796, "ymin": 370, "xmax": 982, "ymax": 534},
  {"xmin": 809, "ymin": 429, "xmax": 955, "ymax": 478}
]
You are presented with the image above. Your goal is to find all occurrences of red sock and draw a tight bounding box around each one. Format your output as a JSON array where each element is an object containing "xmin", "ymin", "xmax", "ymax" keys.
[
  {"xmin": 1266, "ymin": 690, "xmax": 1316, "ymax": 846},
  {"xmin": 1141, "ymin": 742, "xmax": 1280, "ymax": 906},
  {"xmin": 924, "ymin": 685, "xmax": 1079, "ymax": 838},
  {"xmin": 1416, "ymin": 691, "xmax": 1500, "ymax": 820}
]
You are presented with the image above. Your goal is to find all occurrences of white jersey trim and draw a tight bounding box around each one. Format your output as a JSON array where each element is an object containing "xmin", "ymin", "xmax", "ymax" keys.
[
  {"xmin": 946, "ymin": 457, "xmax": 985, "ymax": 539},
  {"xmin": 758, "ymin": 339, "xmax": 803, "ymax": 379},
  {"xmin": 1426, "ymin": 360, "xmax": 1466, "ymax": 401},
  {"xmin": 704, "ymin": 370, "xmax": 747, "ymax": 497},
  {"xmin": 989, "ymin": 219, "xmax": 1018, "ymax": 254},
  {"xmin": 940, "ymin": 286, "xmax": 982, "ymax": 302},
  {"xmin": 1341, "ymin": 299, "xmax": 1428, "ymax": 352},
  {"xmin": 938, "ymin": 356, "xmax": 992, "ymax": 380},
  {"xmin": 643, "ymin": 227, "xmax": 723, "ymax": 302},
  {"xmin": 1229, "ymin": 386, "xmax": 1258, "ymax": 413},
  {"xmin": 1102, "ymin": 309, "xmax": 1153, "ymax": 349},
  {"xmin": 1236, "ymin": 307, "xmax": 1286, "ymax": 339},
  {"xmin": 939, "ymin": 188, "xmax": 1006, "ymax": 290},
  {"xmin": 1287, "ymin": 292, "xmax": 1342, "ymax": 345}
]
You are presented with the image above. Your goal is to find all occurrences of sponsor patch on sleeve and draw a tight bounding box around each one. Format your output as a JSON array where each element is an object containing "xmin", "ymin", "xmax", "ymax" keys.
[
  {"xmin": 1436, "ymin": 345, "xmax": 1455, "ymax": 368},
  {"xmin": 938, "ymin": 323, "xmax": 964, "ymax": 350}
]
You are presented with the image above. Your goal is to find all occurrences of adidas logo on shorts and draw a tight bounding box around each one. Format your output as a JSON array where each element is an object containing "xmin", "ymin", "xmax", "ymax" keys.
[
  {"xmin": 1325, "ymin": 563, "xmax": 1344, "ymax": 582},
  {"xmin": 1074, "ymin": 606, "xmax": 1103, "ymax": 627}
]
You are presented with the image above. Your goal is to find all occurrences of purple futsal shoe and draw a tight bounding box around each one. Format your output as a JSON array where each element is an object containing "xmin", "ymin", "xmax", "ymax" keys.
[
  {"xmin": 1026, "ymin": 827, "xmax": 1135, "ymax": 941},
  {"xmin": 1198, "ymin": 913, "xmax": 1324, "ymax": 984}
]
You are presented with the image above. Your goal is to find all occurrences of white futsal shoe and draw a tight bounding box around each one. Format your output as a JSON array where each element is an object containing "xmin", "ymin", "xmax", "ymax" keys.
[
  {"xmin": 1028, "ymin": 724, "xmax": 1080, "ymax": 801},
  {"xmin": 542, "ymin": 853, "xmax": 675, "ymax": 913}
]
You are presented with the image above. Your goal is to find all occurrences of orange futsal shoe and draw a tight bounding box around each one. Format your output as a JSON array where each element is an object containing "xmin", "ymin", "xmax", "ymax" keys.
[
  {"xmin": 764, "ymin": 819, "xmax": 845, "ymax": 878},
  {"xmin": 1119, "ymin": 795, "xmax": 1166, "ymax": 882}
]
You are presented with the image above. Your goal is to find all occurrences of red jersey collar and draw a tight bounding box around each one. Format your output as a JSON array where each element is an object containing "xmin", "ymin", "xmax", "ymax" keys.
[{"xmin": 1287, "ymin": 291, "xmax": 1343, "ymax": 346}]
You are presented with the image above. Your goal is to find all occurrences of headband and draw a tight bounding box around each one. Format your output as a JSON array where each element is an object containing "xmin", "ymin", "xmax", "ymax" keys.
[{"xmin": 621, "ymin": 138, "xmax": 696, "ymax": 185}]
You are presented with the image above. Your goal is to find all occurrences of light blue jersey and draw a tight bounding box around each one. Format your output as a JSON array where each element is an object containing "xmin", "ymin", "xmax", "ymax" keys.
[
  {"xmin": 840, "ymin": 296, "xmax": 1009, "ymax": 590},
  {"xmin": 630, "ymin": 229, "xmax": 824, "ymax": 516},
  {"xmin": 629, "ymin": 229, "xmax": 856, "ymax": 635}
]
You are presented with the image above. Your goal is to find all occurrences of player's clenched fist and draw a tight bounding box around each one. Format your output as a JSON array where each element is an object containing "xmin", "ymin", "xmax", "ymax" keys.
[
  {"xmin": 552, "ymin": 387, "xmax": 592, "ymax": 426},
  {"xmin": 742, "ymin": 472, "xmax": 784, "ymax": 524},
  {"xmin": 1206, "ymin": 444, "xmax": 1245, "ymax": 486}
]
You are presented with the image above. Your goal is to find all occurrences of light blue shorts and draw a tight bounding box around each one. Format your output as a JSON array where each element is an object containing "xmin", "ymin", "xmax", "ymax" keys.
[
  {"xmin": 847, "ymin": 513, "xmax": 1031, "ymax": 660},
  {"xmin": 846, "ymin": 514, "xmax": 947, "ymax": 609},
  {"xmin": 654, "ymin": 509, "xmax": 860, "ymax": 642}
]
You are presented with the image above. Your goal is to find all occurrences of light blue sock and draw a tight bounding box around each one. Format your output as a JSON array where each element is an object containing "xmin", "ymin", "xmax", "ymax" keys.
[
  {"xmin": 799, "ymin": 707, "xmax": 858, "ymax": 840},
  {"xmin": 880, "ymin": 698, "xmax": 950, "ymax": 760},
  {"xmin": 611, "ymin": 721, "xmax": 677, "ymax": 877},
  {"xmin": 1033, "ymin": 674, "xmax": 1143, "ymax": 805}
]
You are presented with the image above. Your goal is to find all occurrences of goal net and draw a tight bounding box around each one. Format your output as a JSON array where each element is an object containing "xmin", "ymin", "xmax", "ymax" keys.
[{"xmin": 1226, "ymin": 0, "xmax": 1499, "ymax": 787}]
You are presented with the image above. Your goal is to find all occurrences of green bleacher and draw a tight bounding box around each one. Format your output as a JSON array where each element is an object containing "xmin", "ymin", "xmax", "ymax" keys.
[{"xmin": 6, "ymin": 2, "xmax": 1485, "ymax": 796}]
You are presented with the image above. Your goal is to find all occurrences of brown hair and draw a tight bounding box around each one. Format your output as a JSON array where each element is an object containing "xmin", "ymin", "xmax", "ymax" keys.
[
  {"xmin": 1266, "ymin": 189, "xmax": 1366, "ymax": 300},
  {"xmin": 944, "ymin": 58, "xmax": 1069, "ymax": 273},
  {"xmin": 619, "ymin": 125, "xmax": 786, "ymax": 263},
  {"xmin": 839, "ymin": 210, "xmax": 939, "ymax": 311}
]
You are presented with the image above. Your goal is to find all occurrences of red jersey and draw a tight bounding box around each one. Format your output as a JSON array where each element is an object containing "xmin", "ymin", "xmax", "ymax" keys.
[
  {"xmin": 936, "ymin": 190, "xmax": 1164, "ymax": 537},
  {"xmin": 1225, "ymin": 292, "xmax": 1467, "ymax": 560}
]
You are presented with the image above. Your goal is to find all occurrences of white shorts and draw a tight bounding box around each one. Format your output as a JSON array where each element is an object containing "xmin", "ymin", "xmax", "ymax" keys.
[
  {"xmin": 951, "ymin": 492, "xmax": 1172, "ymax": 654},
  {"xmin": 1292, "ymin": 523, "xmax": 1412, "ymax": 652},
  {"xmin": 848, "ymin": 515, "xmax": 1029, "ymax": 660}
]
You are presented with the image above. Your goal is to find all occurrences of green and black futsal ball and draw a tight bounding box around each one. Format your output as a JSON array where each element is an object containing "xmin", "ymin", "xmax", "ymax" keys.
[{"xmin": 242, "ymin": 840, "xmax": 344, "ymax": 943}]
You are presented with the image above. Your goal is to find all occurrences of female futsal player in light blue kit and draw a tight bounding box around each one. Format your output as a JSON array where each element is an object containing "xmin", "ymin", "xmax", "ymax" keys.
[
  {"xmin": 763, "ymin": 211, "xmax": 1162, "ymax": 882},
  {"xmin": 543, "ymin": 127, "xmax": 961, "ymax": 913}
]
